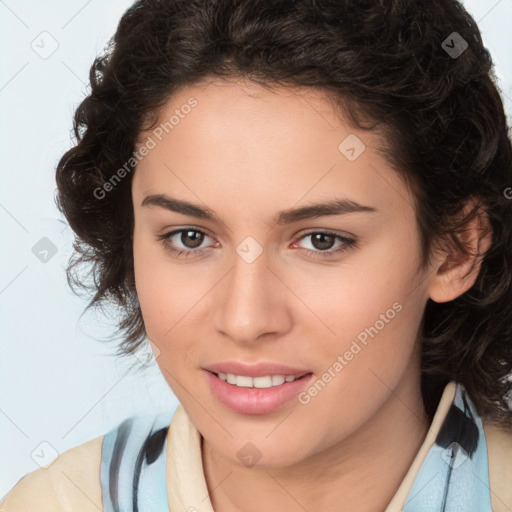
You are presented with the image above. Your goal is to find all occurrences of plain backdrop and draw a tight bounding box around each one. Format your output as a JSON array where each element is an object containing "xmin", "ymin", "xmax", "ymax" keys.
[{"xmin": 0, "ymin": 0, "xmax": 511, "ymax": 499}]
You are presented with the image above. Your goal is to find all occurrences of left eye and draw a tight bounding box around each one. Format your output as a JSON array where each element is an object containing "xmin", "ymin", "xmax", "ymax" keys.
[
  {"xmin": 293, "ymin": 231, "xmax": 357, "ymax": 259},
  {"xmin": 298, "ymin": 232, "xmax": 347, "ymax": 252},
  {"xmin": 157, "ymin": 229, "xmax": 357, "ymax": 259}
]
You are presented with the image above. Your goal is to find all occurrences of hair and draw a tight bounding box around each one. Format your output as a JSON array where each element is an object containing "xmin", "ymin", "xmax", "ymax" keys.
[{"xmin": 55, "ymin": 0, "xmax": 512, "ymax": 428}]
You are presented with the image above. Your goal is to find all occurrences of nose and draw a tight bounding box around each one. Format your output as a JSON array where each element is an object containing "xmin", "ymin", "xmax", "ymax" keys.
[{"xmin": 213, "ymin": 246, "xmax": 293, "ymax": 345}]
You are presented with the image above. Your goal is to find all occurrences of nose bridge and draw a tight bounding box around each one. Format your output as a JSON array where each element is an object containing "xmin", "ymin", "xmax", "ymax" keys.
[{"xmin": 213, "ymin": 238, "xmax": 290, "ymax": 342}]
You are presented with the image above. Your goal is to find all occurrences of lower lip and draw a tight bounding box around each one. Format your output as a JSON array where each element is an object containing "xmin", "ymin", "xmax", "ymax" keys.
[{"xmin": 205, "ymin": 370, "xmax": 314, "ymax": 415}]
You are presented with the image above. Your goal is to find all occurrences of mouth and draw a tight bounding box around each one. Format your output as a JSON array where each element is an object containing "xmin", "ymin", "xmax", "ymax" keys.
[{"xmin": 205, "ymin": 370, "xmax": 314, "ymax": 415}]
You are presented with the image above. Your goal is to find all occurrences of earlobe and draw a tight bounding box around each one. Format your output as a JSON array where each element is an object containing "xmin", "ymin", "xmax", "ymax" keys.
[{"xmin": 428, "ymin": 201, "xmax": 492, "ymax": 304}]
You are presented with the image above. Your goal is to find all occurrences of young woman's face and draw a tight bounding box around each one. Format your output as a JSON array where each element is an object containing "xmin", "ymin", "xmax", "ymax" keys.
[{"xmin": 131, "ymin": 78, "xmax": 436, "ymax": 468}]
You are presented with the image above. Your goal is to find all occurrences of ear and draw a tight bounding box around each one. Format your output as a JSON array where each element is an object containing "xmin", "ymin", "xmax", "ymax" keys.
[{"xmin": 428, "ymin": 198, "xmax": 493, "ymax": 304}]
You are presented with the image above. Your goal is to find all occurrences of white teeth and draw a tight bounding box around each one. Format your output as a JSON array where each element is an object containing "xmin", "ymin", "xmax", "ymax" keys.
[
  {"xmin": 216, "ymin": 373, "xmax": 306, "ymax": 388},
  {"xmin": 236, "ymin": 375, "xmax": 253, "ymax": 387},
  {"xmin": 272, "ymin": 375, "xmax": 286, "ymax": 386}
]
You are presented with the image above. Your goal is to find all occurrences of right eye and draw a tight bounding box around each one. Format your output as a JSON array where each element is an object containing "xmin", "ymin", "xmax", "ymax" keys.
[{"xmin": 157, "ymin": 228, "xmax": 218, "ymax": 258}]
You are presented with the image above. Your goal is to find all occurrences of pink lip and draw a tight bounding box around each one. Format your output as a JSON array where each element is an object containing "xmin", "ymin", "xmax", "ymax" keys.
[
  {"xmin": 205, "ymin": 370, "xmax": 314, "ymax": 415},
  {"xmin": 203, "ymin": 361, "xmax": 311, "ymax": 378}
]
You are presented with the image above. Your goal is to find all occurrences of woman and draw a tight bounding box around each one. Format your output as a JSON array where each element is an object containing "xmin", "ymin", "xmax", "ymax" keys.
[{"xmin": 2, "ymin": 0, "xmax": 512, "ymax": 510}]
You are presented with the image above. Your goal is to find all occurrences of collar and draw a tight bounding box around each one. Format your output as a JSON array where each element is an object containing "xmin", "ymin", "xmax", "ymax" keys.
[
  {"xmin": 390, "ymin": 381, "xmax": 493, "ymax": 511},
  {"xmin": 165, "ymin": 381, "xmax": 492, "ymax": 512}
]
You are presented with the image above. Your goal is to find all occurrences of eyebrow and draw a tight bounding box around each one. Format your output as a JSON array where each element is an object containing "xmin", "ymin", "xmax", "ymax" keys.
[{"xmin": 141, "ymin": 193, "xmax": 378, "ymax": 226}]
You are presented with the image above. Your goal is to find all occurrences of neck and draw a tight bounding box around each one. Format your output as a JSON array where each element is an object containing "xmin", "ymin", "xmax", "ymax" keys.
[{"xmin": 202, "ymin": 367, "xmax": 430, "ymax": 512}]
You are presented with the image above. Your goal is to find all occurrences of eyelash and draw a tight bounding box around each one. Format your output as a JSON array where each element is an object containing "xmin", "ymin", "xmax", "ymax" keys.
[{"xmin": 157, "ymin": 228, "xmax": 357, "ymax": 260}]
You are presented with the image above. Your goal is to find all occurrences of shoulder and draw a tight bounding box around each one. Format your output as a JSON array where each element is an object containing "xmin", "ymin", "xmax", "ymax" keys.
[
  {"xmin": 0, "ymin": 409, "xmax": 177, "ymax": 512},
  {"xmin": 482, "ymin": 420, "xmax": 512, "ymax": 512},
  {"xmin": 0, "ymin": 434, "xmax": 104, "ymax": 512}
]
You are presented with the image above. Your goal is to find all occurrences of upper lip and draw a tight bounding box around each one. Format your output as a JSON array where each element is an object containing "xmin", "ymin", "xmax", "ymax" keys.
[{"xmin": 204, "ymin": 361, "xmax": 312, "ymax": 378}]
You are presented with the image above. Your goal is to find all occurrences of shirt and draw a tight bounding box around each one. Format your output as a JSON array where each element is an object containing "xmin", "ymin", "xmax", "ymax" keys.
[{"xmin": 1, "ymin": 381, "xmax": 511, "ymax": 511}]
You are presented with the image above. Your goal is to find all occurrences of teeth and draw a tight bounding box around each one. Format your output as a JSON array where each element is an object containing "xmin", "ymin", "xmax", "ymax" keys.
[
  {"xmin": 237, "ymin": 375, "xmax": 254, "ymax": 387},
  {"xmin": 272, "ymin": 375, "xmax": 285, "ymax": 385},
  {"xmin": 216, "ymin": 372, "xmax": 306, "ymax": 388}
]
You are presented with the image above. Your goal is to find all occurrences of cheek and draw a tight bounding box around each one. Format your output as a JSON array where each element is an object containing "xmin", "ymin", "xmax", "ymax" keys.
[
  {"xmin": 133, "ymin": 232, "xmax": 179, "ymax": 341},
  {"xmin": 297, "ymin": 277, "xmax": 421, "ymax": 396},
  {"xmin": 294, "ymin": 296, "xmax": 424, "ymax": 451},
  {"xmin": 132, "ymin": 232, "xmax": 211, "ymax": 361}
]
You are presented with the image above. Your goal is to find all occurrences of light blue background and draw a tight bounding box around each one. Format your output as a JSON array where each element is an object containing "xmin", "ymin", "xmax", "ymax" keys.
[{"xmin": 1, "ymin": 0, "xmax": 511, "ymax": 499}]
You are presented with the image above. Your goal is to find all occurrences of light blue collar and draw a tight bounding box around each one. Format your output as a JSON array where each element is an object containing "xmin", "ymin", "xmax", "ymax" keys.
[{"xmin": 403, "ymin": 383, "xmax": 492, "ymax": 511}]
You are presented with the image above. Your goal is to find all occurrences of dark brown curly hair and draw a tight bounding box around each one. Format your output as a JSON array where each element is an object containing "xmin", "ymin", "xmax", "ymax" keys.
[{"xmin": 55, "ymin": 0, "xmax": 512, "ymax": 428}]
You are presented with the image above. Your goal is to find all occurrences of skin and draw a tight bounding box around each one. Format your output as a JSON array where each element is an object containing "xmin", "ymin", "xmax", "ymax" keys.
[{"xmin": 131, "ymin": 77, "xmax": 491, "ymax": 512}]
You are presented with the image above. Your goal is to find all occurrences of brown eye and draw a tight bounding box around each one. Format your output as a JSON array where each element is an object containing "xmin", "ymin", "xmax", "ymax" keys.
[
  {"xmin": 295, "ymin": 231, "xmax": 357, "ymax": 260},
  {"xmin": 179, "ymin": 230, "xmax": 205, "ymax": 249},
  {"xmin": 157, "ymin": 228, "xmax": 214, "ymax": 258},
  {"xmin": 309, "ymin": 233, "xmax": 336, "ymax": 251}
]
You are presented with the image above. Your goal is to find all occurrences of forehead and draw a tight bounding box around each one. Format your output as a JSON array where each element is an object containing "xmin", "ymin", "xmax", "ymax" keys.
[{"xmin": 132, "ymin": 78, "xmax": 411, "ymax": 221}]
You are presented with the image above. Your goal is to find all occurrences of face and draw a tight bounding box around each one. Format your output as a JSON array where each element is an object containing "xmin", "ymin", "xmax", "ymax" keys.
[{"xmin": 131, "ymin": 77, "xmax": 435, "ymax": 468}]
